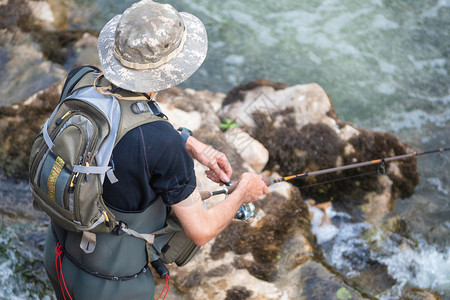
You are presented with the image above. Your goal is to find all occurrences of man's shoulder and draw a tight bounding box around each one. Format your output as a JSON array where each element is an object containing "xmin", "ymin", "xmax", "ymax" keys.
[{"xmin": 121, "ymin": 120, "xmax": 179, "ymax": 144}]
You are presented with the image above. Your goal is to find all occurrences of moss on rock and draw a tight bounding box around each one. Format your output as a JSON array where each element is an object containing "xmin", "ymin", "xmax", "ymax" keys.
[
  {"xmin": 0, "ymin": 0, "xmax": 32, "ymax": 29},
  {"xmin": 225, "ymin": 286, "xmax": 252, "ymax": 300},
  {"xmin": 210, "ymin": 188, "xmax": 314, "ymax": 282},
  {"xmin": 250, "ymin": 107, "xmax": 419, "ymax": 213},
  {"xmin": 222, "ymin": 79, "xmax": 289, "ymax": 107},
  {"xmin": 347, "ymin": 129, "xmax": 419, "ymax": 198},
  {"xmin": 252, "ymin": 110, "xmax": 348, "ymax": 203},
  {"xmin": 0, "ymin": 83, "xmax": 60, "ymax": 178}
]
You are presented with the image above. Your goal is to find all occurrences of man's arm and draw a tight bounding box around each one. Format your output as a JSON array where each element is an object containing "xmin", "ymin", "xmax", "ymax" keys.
[
  {"xmin": 171, "ymin": 173, "xmax": 269, "ymax": 246},
  {"xmin": 184, "ymin": 135, "xmax": 232, "ymax": 184}
]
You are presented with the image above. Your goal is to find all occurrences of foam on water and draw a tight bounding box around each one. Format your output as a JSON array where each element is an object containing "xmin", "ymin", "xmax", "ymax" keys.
[
  {"xmin": 427, "ymin": 177, "xmax": 449, "ymax": 196},
  {"xmin": 377, "ymin": 240, "xmax": 450, "ymax": 296},
  {"xmin": 309, "ymin": 203, "xmax": 450, "ymax": 296},
  {"xmin": 308, "ymin": 204, "xmax": 339, "ymax": 244},
  {"xmin": 382, "ymin": 109, "xmax": 450, "ymax": 131}
]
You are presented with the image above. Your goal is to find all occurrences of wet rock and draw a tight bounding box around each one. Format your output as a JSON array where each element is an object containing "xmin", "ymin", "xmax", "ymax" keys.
[
  {"xmin": 347, "ymin": 129, "xmax": 419, "ymax": 200},
  {"xmin": 0, "ymin": 175, "xmax": 49, "ymax": 225},
  {"xmin": 210, "ymin": 188, "xmax": 314, "ymax": 282},
  {"xmin": 278, "ymin": 260, "xmax": 369, "ymax": 299},
  {"xmin": 400, "ymin": 287, "xmax": 443, "ymax": 300},
  {"xmin": 164, "ymin": 184, "xmax": 315, "ymax": 299},
  {"xmin": 0, "ymin": 27, "xmax": 66, "ymax": 107},
  {"xmin": 168, "ymin": 242, "xmax": 286, "ymax": 299},
  {"xmin": 360, "ymin": 175, "xmax": 394, "ymax": 225}
]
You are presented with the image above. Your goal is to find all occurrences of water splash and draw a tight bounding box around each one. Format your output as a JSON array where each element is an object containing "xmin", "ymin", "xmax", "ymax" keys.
[
  {"xmin": 309, "ymin": 203, "xmax": 449, "ymax": 297},
  {"xmin": 377, "ymin": 239, "xmax": 450, "ymax": 297}
]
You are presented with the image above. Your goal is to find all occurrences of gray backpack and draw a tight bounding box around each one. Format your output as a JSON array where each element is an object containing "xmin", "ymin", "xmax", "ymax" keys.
[{"xmin": 29, "ymin": 66, "xmax": 199, "ymax": 266}]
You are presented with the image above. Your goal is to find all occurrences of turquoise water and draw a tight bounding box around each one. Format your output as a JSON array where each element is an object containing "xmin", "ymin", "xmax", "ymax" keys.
[
  {"xmin": 1, "ymin": 0, "xmax": 449, "ymax": 298},
  {"xmin": 73, "ymin": 0, "xmax": 450, "ymax": 129}
]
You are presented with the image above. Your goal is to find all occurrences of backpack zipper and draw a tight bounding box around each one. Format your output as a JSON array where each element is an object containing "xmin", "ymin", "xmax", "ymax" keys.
[{"xmin": 55, "ymin": 110, "xmax": 75, "ymax": 126}]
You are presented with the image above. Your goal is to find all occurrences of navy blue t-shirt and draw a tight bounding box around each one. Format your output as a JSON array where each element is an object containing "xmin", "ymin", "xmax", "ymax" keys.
[{"xmin": 102, "ymin": 121, "xmax": 196, "ymax": 212}]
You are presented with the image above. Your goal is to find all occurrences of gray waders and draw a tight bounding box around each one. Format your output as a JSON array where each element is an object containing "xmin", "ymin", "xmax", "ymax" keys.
[{"xmin": 44, "ymin": 198, "xmax": 167, "ymax": 300}]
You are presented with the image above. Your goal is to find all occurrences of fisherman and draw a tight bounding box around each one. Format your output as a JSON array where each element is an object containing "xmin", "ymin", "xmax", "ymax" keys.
[{"xmin": 42, "ymin": 1, "xmax": 269, "ymax": 299}]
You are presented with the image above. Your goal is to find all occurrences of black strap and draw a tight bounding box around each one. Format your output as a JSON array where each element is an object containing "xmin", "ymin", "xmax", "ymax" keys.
[
  {"xmin": 60, "ymin": 65, "xmax": 100, "ymax": 102},
  {"xmin": 51, "ymin": 224, "xmax": 148, "ymax": 281},
  {"xmin": 130, "ymin": 100, "xmax": 168, "ymax": 119},
  {"xmin": 142, "ymin": 93, "xmax": 168, "ymax": 119}
]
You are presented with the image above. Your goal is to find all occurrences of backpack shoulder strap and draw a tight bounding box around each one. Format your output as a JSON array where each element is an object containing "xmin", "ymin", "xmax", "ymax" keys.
[
  {"xmin": 116, "ymin": 99, "xmax": 168, "ymax": 146},
  {"xmin": 61, "ymin": 68, "xmax": 169, "ymax": 147},
  {"xmin": 60, "ymin": 65, "xmax": 100, "ymax": 101}
]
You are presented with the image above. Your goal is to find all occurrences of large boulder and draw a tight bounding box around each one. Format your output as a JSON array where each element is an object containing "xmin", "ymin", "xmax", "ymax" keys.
[
  {"xmin": 0, "ymin": 0, "xmax": 99, "ymax": 107},
  {"xmin": 220, "ymin": 80, "xmax": 419, "ymax": 220},
  {"xmin": 221, "ymin": 82, "xmax": 336, "ymax": 131}
]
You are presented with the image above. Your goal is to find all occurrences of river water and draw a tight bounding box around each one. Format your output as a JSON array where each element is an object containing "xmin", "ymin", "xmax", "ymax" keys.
[{"xmin": 1, "ymin": 0, "xmax": 449, "ymax": 298}]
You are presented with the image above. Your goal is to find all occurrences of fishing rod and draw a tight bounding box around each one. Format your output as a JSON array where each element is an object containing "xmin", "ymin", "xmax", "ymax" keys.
[{"xmin": 200, "ymin": 147, "xmax": 449, "ymax": 201}]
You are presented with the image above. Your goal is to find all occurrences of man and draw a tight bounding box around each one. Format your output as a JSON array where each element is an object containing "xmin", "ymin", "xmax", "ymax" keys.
[{"xmin": 43, "ymin": 1, "xmax": 269, "ymax": 299}]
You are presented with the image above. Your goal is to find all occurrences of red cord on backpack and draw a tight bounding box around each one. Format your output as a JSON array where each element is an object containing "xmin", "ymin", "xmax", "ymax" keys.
[
  {"xmin": 156, "ymin": 275, "xmax": 170, "ymax": 300},
  {"xmin": 55, "ymin": 242, "xmax": 73, "ymax": 300}
]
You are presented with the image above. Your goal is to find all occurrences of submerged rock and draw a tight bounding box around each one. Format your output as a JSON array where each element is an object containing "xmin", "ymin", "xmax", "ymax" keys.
[
  {"xmin": 400, "ymin": 287, "xmax": 443, "ymax": 300},
  {"xmin": 279, "ymin": 260, "xmax": 367, "ymax": 300}
]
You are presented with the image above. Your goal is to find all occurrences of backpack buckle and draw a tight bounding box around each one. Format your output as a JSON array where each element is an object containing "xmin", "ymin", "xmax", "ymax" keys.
[
  {"xmin": 130, "ymin": 101, "xmax": 168, "ymax": 119},
  {"xmin": 131, "ymin": 102, "xmax": 147, "ymax": 114},
  {"xmin": 112, "ymin": 221, "xmax": 128, "ymax": 236}
]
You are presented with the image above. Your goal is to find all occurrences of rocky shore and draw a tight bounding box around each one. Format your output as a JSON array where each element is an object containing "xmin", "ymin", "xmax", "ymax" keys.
[
  {"xmin": 1, "ymin": 77, "xmax": 438, "ymax": 299},
  {"xmin": 0, "ymin": 0, "xmax": 443, "ymax": 299}
]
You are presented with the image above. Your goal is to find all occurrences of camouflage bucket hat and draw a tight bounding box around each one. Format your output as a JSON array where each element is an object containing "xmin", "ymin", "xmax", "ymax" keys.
[{"xmin": 98, "ymin": 0, "xmax": 208, "ymax": 92}]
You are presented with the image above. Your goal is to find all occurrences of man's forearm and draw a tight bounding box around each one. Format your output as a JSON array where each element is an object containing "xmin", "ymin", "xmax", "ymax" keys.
[{"xmin": 172, "ymin": 188, "xmax": 245, "ymax": 246}]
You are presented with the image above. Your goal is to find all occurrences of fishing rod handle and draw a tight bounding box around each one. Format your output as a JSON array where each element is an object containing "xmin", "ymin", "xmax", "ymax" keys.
[{"xmin": 200, "ymin": 177, "xmax": 272, "ymax": 200}]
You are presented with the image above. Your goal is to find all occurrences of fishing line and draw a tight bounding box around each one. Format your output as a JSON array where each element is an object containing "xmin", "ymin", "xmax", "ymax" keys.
[
  {"xmin": 294, "ymin": 169, "xmax": 380, "ymax": 190},
  {"xmin": 439, "ymin": 152, "xmax": 450, "ymax": 164},
  {"xmin": 293, "ymin": 159, "xmax": 422, "ymax": 189}
]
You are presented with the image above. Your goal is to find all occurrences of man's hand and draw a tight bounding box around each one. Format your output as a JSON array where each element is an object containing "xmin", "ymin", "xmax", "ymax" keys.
[
  {"xmin": 233, "ymin": 173, "xmax": 270, "ymax": 203},
  {"xmin": 185, "ymin": 136, "xmax": 232, "ymax": 184}
]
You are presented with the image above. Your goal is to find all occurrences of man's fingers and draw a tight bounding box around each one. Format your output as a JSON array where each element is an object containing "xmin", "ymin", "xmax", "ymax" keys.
[
  {"xmin": 205, "ymin": 164, "xmax": 230, "ymax": 184},
  {"xmin": 205, "ymin": 170, "xmax": 219, "ymax": 182},
  {"xmin": 216, "ymin": 156, "xmax": 232, "ymax": 180}
]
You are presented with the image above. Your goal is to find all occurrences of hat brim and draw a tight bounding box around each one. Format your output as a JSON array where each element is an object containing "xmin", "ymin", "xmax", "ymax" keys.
[{"xmin": 98, "ymin": 12, "xmax": 208, "ymax": 92}]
